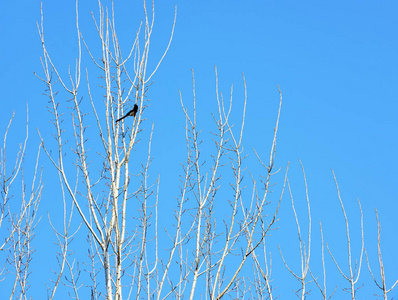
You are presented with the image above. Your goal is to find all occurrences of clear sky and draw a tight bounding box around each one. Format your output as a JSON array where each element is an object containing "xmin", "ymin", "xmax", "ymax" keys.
[{"xmin": 0, "ymin": 0, "xmax": 397, "ymax": 299}]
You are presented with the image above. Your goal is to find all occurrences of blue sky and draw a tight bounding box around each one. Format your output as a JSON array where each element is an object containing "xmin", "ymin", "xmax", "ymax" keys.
[{"xmin": 1, "ymin": 0, "xmax": 397, "ymax": 299}]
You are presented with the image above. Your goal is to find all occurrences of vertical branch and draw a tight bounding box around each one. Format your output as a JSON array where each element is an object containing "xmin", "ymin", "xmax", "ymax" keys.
[
  {"xmin": 310, "ymin": 221, "xmax": 337, "ymax": 300},
  {"xmin": 0, "ymin": 108, "xmax": 42, "ymax": 299},
  {"xmin": 186, "ymin": 70, "xmax": 205, "ymax": 300},
  {"xmin": 278, "ymin": 161, "xmax": 311, "ymax": 300},
  {"xmin": 327, "ymin": 170, "xmax": 364, "ymax": 300},
  {"xmin": 136, "ymin": 123, "xmax": 157, "ymax": 299},
  {"xmin": 0, "ymin": 112, "xmax": 28, "ymax": 251},
  {"xmin": 365, "ymin": 209, "xmax": 398, "ymax": 299}
]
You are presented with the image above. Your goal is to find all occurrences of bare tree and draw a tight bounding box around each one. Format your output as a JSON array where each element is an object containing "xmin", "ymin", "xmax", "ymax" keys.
[
  {"xmin": 35, "ymin": 1, "xmax": 287, "ymax": 294},
  {"xmin": 35, "ymin": 0, "xmax": 175, "ymax": 298},
  {"xmin": 30, "ymin": 1, "xmax": 398, "ymax": 300},
  {"xmin": 163, "ymin": 70, "xmax": 287, "ymax": 300}
]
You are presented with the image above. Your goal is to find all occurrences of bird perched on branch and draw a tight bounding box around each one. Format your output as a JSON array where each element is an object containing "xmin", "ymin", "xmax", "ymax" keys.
[{"xmin": 116, "ymin": 104, "xmax": 138, "ymax": 123}]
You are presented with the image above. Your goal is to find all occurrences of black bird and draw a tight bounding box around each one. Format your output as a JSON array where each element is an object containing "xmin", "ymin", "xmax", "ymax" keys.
[{"xmin": 116, "ymin": 104, "xmax": 138, "ymax": 123}]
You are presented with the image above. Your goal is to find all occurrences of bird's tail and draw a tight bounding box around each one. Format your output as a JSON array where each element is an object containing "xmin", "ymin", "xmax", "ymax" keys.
[{"xmin": 116, "ymin": 116, "xmax": 125, "ymax": 123}]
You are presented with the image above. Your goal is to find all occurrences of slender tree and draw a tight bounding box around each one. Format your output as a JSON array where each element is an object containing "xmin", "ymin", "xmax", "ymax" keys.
[{"xmin": 36, "ymin": 0, "xmax": 175, "ymax": 298}]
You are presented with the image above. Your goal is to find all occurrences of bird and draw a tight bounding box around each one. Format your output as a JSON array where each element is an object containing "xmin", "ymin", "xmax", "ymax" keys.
[{"xmin": 116, "ymin": 104, "xmax": 138, "ymax": 123}]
